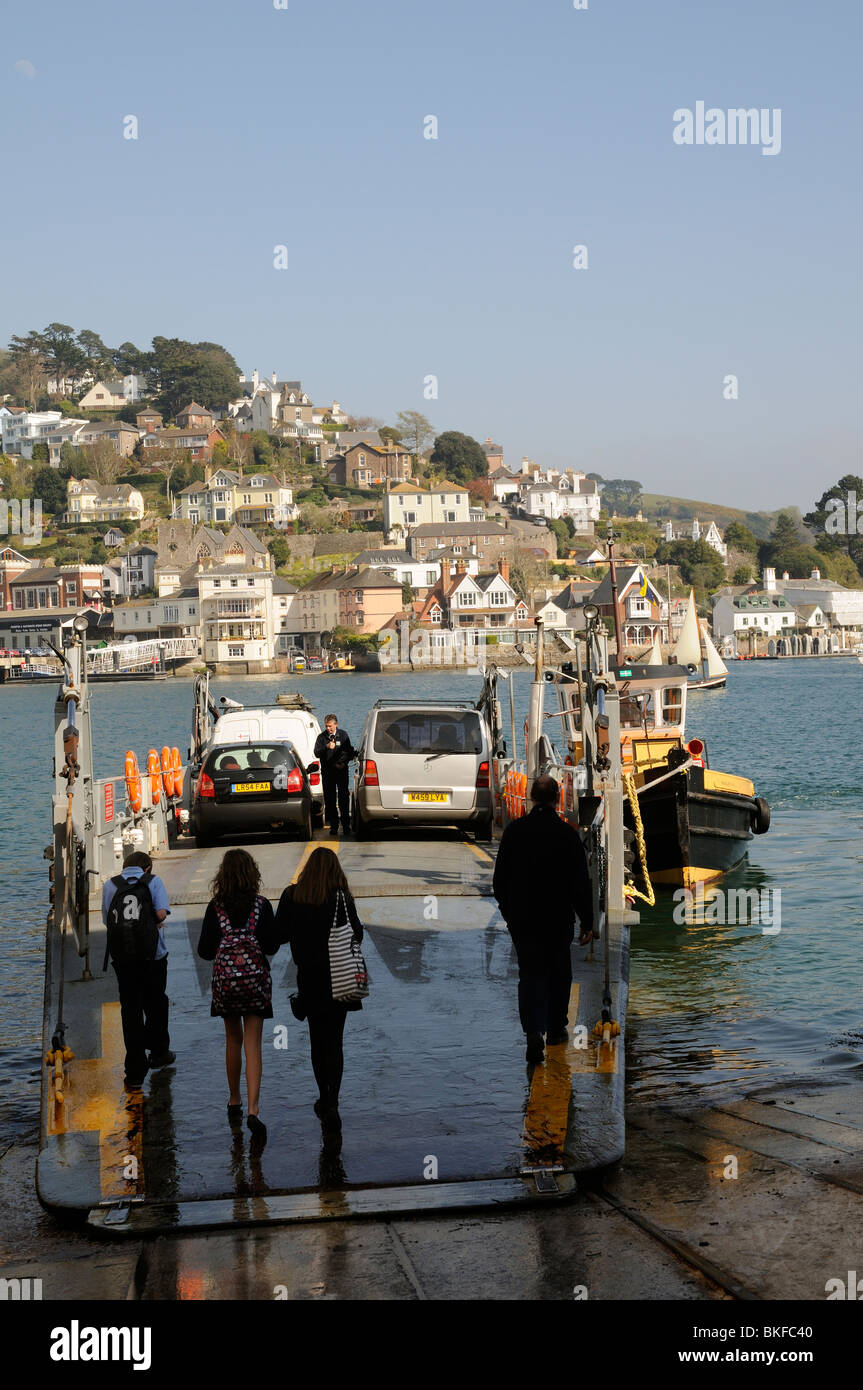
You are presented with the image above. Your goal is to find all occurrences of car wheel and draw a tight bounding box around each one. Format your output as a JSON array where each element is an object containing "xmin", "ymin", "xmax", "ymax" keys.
[
  {"xmin": 476, "ymin": 815, "xmax": 494, "ymax": 843},
  {"xmin": 195, "ymin": 831, "xmax": 215, "ymax": 849},
  {"xmin": 312, "ymin": 804, "xmax": 324, "ymax": 828},
  {"xmin": 299, "ymin": 807, "xmax": 313, "ymax": 841}
]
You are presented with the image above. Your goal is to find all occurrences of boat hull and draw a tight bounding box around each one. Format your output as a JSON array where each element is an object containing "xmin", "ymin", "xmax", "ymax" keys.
[{"xmin": 626, "ymin": 764, "xmax": 757, "ymax": 889}]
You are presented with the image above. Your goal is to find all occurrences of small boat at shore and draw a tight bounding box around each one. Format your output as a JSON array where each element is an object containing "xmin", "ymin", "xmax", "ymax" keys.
[
  {"xmin": 673, "ymin": 590, "xmax": 728, "ymax": 691},
  {"xmin": 554, "ymin": 656, "xmax": 769, "ymax": 890}
]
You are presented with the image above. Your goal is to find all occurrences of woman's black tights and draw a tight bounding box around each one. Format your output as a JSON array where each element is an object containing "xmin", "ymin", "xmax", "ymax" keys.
[{"xmin": 307, "ymin": 1003, "xmax": 348, "ymax": 1105}]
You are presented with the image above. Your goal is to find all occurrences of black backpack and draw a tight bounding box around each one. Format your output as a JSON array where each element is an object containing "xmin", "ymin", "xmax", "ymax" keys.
[{"xmin": 103, "ymin": 873, "xmax": 160, "ymax": 970}]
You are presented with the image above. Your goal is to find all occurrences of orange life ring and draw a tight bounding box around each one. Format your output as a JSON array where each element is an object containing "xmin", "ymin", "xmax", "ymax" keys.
[
  {"xmin": 160, "ymin": 745, "xmax": 173, "ymax": 799},
  {"xmin": 147, "ymin": 749, "xmax": 161, "ymax": 805},
  {"xmin": 170, "ymin": 746, "xmax": 183, "ymax": 799},
  {"xmin": 125, "ymin": 750, "xmax": 142, "ymax": 813}
]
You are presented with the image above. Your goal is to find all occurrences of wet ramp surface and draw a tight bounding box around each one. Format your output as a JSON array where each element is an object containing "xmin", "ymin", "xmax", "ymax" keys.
[{"xmin": 39, "ymin": 833, "xmax": 627, "ymax": 1229}]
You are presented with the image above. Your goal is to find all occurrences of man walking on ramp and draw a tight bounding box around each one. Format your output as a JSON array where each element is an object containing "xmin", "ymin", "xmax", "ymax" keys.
[{"xmin": 492, "ymin": 775, "xmax": 594, "ymax": 1065}]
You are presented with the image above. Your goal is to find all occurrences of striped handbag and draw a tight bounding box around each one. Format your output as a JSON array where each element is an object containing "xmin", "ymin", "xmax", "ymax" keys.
[{"xmin": 328, "ymin": 890, "xmax": 369, "ymax": 1003}]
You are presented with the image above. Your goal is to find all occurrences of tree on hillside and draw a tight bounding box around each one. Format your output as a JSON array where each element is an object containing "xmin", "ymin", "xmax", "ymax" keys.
[
  {"xmin": 39, "ymin": 323, "xmax": 86, "ymax": 394},
  {"xmin": 655, "ymin": 539, "xmax": 724, "ymax": 590},
  {"xmin": 600, "ymin": 478, "xmax": 643, "ymax": 514},
  {"xmin": 732, "ymin": 564, "xmax": 754, "ymax": 585},
  {"xmin": 395, "ymin": 411, "xmax": 435, "ymax": 471},
  {"xmin": 148, "ymin": 337, "xmax": 239, "ymax": 418},
  {"xmin": 32, "ymin": 467, "xmax": 68, "ymax": 516},
  {"xmin": 379, "ymin": 425, "xmax": 405, "ymax": 445},
  {"xmin": 80, "ymin": 440, "xmax": 125, "ymax": 485},
  {"xmin": 467, "ymin": 478, "xmax": 492, "ymax": 505},
  {"xmin": 77, "ymin": 329, "xmax": 113, "ymax": 379},
  {"xmin": 757, "ymin": 511, "xmax": 809, "ymax": 575},
  {"xmin": 429, "ymin": 431, "xmax": 488, "ymax": 485},
  {"xmin": 268, "ymin": 536, "xmax": 292, "ymax": 568},
  {"xmin": 7, "ymin": 332, "xmax": 47, "ymax": 406},
  {"xmin": 724, "ymin": 520, "xmax": 758, "ymax": 553},
  {"xmin": 804, "ymin": 474, "xmax": 863, "ymax": 578},
  {"xmin": 113, "ymin": 341, "xmax": 150, "ymax": 378},
  {"xmin": 547, "ymin": 517, "xmax": 570, "ymax": 558}
]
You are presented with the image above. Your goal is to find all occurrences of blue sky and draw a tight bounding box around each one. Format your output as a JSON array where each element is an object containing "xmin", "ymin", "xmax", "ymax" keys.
[{"xmin": 2, "ymin": 0, "xmax": 860, "ymax": 511}]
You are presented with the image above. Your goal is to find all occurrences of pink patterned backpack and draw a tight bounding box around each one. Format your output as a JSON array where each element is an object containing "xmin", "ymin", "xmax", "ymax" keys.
[{"xmin": 212, "ymin": 897, "xmax": 271, "ymax": 1013}]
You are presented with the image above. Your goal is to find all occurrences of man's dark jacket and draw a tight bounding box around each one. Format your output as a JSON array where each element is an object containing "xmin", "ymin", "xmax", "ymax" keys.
[
  {"xmin": 313, "ymin": 727, "xmax": 355, "ymax": 774},
  {"xmin": 492, "ymin": 805, "xmax": 594, "ymax": 940}
]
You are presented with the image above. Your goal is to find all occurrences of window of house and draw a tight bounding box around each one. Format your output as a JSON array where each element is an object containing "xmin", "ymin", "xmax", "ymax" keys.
[
  {"xmin": 404, "ymin": 512, "xmax": 417, "ymax": 524},
  {"xmin": 228, "ymin": 644, "xmax": 244, "ymax": 657},
  {"xmin": 426, "ymin": 571, "xmax": 436, "ymax": 585},
  {"xmin": 230, "ymin": 578, "xmax": 238, "ymax": 588},
  {"xmin": 430, "ymin": 608, "xmax": 441, "ymax": 624},
  {"xmin": 741, "ymin": 617, "xmax": 748, "ymax": 626},
  {"xmin": 213, "ymin": 579, "xmax": 221, "ymax": 588}
]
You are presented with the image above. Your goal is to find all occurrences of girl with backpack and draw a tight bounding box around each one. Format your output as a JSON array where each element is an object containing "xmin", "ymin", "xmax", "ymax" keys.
[
  {"xmin": 274, "ymin": 847, "xmax": 367, "ymax": 1136},
  {"xmin": 197, "ymin": 849, "xmax": 279, "ymax": 1137}
]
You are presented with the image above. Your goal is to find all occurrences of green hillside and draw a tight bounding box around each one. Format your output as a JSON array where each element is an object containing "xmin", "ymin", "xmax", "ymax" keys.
[{"xmin": 639, "ymin": 494, "xmax": 804, "ymax": 541}]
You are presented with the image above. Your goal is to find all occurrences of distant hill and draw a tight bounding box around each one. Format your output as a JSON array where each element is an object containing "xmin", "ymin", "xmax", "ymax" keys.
[{"xmin": 639, "ymin": 493, "xmax": 803, "ymax": 541}]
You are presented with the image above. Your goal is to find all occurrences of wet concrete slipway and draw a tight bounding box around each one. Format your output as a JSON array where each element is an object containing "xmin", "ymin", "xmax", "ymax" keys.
[{"xmin": 2, "ymin": 824, "xmax": 862, "ymax": 1301}]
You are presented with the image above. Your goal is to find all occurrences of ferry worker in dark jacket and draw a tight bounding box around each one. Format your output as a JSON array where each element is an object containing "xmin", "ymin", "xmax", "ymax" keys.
[
  {"xmin": 492, "ymin": 775, "xmax": 595, "ymax": 1066},
  {"xmin": 313, "ymin": 713, "xmax": 356, "ymax": 835},
  {"xmin": 275, "ymin": 847, "xmax": 363, "ymax": 1136}
]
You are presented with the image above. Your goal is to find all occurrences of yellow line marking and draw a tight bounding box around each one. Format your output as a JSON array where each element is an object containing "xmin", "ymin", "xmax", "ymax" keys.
[
  {"xmin": 290, "ymin": 840, "xmax": 339, "ymax": 883},
  {"xmin": 464, "ymin": 840, "xmax": 494, "ymax": 864},
  {"xmin": 47, "ymin": 1002, "xmax": 144, "ymax": 1201}
]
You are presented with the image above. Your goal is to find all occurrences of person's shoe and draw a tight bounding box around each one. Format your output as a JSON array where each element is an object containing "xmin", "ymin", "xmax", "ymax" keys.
[
  {"xmin": 329, "ymin": 825, "xmax": 339, "ymax": 837},
  {"xmin": 525, "ymin": 1033, "xmax": 545, "ymax": 1064},
  {"xmin": 148, "ymin": 1050, "xmax": 176, "ymax": 1069},
  {"xmin": 227, "ymin": 1102, "xmax": 243, "ymax": 1121},
  {"xmin": 124, "ymin": 1068, "xmax": 148, "ymax": 1090},
  {"xmin": 546, "ymin": 1030, "xmax": 568, "ymax": 1046},
  {"xmin": 247, "ymin": 1114, "xmax": 267, "ymax": 1137}
]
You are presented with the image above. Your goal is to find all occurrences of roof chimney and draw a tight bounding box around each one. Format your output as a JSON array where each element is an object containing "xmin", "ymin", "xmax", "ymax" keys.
[
  {"xmin": 456, "ymin": 558, "xmax": 467, "ymax": 575},
  {"xmin": 521, "ymin": 456, "xmax": 530, "ymax": 475},
  {"xmin": 498, "ymin": 555, "xmax": 510, "ymax": 584},
  {"xmin": 763, "ymin": 567, "xmax": 776, "ymax": 593},
  {"xmin": 811, "ymin": 567, "xmax": 821, "ymax": 580}
]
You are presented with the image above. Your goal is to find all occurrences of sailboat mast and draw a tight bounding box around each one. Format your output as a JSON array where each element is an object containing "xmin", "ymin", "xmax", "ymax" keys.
[{"xmin": 607, "ymin": 521, "xmax": 624, "ymax": 656}]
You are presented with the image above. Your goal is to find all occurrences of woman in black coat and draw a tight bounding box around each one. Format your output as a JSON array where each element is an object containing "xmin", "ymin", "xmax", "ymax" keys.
[{"xmin": 275, "ymin": 847, "xmax": 363, "ymax": 1134}]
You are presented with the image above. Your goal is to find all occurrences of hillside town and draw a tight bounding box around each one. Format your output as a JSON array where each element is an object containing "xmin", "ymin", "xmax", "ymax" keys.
[{"xmin": 2, "ymin": 345, "xmax": 863, "ymax": 672}]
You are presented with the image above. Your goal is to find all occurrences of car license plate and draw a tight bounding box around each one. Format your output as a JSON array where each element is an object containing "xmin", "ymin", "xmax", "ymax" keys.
[
  {"xmin": 232, "ymin": 782, "xmax": 271, "ymax": 793},
  {"xmin": 406, "ymin": 792, "xmax": 449, "ymax": 803}
]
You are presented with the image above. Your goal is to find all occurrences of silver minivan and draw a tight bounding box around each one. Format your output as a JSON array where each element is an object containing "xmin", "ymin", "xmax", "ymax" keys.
[{"xmin": 352, "ymin": 700, "xmax": 493, "ymax": 839}]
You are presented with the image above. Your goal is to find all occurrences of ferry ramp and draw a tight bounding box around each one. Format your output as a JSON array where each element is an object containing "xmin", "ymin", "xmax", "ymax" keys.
[{"xmin": 37, "ymin": 828, "xmax": 630, "ymax": 1237}]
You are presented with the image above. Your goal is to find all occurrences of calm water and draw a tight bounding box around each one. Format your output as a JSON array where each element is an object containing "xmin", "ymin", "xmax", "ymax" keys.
[{"xmin": 1, "ymin": 660, "xmax": 861, "ymax": 1137}]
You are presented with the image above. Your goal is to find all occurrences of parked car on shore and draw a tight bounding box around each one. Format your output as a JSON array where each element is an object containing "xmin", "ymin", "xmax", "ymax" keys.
[{"xmin": 200, "ymin": 699, "xmax": 325, "ymax": 825}]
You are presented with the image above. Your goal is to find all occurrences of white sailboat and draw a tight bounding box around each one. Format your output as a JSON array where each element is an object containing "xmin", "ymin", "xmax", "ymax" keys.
[{"xmin": 673, "ymin": 590, "xmax": 727, "ymax": 690}]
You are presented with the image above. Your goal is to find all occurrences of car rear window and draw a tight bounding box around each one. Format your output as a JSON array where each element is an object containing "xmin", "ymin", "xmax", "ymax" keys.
[
  {"xmin": 206, "ymin": 744, "xmax": 296, "ymax": 774},
  {"xmin": 372, "ymin": 711, "xmax": 483, "ymax": 755}
]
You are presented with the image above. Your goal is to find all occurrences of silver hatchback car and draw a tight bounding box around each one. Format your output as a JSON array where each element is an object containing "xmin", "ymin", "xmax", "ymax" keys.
[{"xmin": 352, "ymin": 700, "xmax": 493, "ymax": 839}]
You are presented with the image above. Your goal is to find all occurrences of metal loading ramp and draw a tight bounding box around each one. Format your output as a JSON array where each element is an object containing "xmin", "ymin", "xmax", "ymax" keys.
[{"xmin": 37, "ymin": 836, "xmax": 630, "ymax": 1237}]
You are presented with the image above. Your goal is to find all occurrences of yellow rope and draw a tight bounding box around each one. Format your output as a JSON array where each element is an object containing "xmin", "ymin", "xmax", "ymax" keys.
[{"xmin": 622, "ymin": 773, "xmax": 656, "ymax": 907}]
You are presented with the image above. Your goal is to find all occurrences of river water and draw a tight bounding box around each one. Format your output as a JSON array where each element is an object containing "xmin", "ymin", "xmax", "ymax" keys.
[{"xmin": 1, "ymin": 660, "xmax": 861, "ymax": 1139}]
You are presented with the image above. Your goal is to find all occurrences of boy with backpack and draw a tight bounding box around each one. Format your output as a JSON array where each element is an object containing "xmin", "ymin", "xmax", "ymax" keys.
[{"xmin": 102, "ymin": 850, "xmax": 174, "ymax": 1089}]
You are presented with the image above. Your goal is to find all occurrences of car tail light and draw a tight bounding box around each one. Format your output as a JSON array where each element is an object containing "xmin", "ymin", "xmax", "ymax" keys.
[
  {"xmin": 364, "ymin": 759, "xmax": 379, "ymax": 787},
  {"xmin": 308, "ymin": 761, "xmax": 320, "ymax": 786},
  {"xmin": 285, "ymin": 768, "xmax": 304, "ymax": 793},
  {"xmin": 476, "ymin": 760, "xmax": 490, "ymax": 789},
  {"xmin": 198, "ymin": 772, "xmax": 215, "ymax": 799}
]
